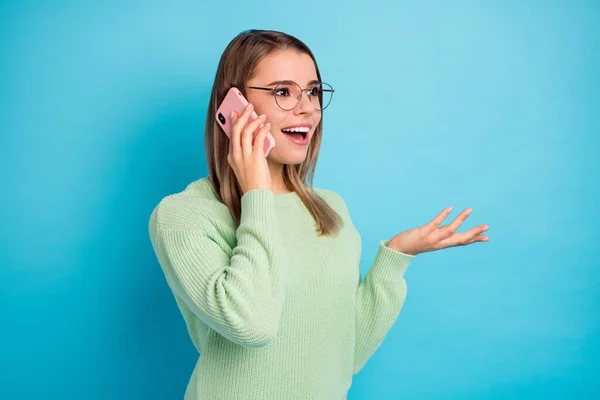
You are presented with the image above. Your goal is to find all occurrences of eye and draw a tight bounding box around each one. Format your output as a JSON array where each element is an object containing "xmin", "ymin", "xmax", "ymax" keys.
[
  {"xmin": 308, "ymin": 85, "xmax": 322, "ymax": 96},
  {"xmin": 273, "ymin": 87, "xmax": 290, "ymax": 96}
]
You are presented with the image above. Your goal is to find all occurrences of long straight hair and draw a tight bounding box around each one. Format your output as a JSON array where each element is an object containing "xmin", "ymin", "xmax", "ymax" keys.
[{"xmin": 204, "ymin": 29, "xmax": 342, "ymax": 236}]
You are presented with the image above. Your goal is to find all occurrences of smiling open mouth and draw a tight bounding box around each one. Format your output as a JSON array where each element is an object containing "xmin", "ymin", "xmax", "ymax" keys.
[
  {"xmin": 281, "ymin": 127, "xmax": 310, "ymax": 145},
  {"xmin": 281, "ymin": 127, "xmax": 309, "ymax": 140},
  {"xmin": 281, "ymin": 131, "xmax": 306, "ymax": 140}
]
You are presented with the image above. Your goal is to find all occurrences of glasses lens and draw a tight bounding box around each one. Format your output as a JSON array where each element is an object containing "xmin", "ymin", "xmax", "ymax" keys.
[
  {"xmin": 273, "ymin": 82, "xmax": 334, "ymax": 111},
  {"xmin": 274, "ymin": 82, "xmax": 302, "ymax": 110},
  {"xmin": 312, "ymin": 83, "xmax": 333, "ymax": 111}
]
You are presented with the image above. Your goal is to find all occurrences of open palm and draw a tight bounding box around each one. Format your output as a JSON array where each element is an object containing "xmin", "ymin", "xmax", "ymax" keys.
[{"xmin": 388, "ymin": 207, "xmax": 490, "ymax": 256}]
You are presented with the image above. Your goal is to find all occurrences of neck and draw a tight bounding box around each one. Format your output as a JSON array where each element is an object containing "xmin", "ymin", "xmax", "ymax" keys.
[{"xmin": 267, "ymin": 158, "xmax": 290, "ymax": 194}]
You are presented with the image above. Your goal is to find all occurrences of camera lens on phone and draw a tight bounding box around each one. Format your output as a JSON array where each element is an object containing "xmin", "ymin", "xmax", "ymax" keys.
[{"xmin": 218, "ymin": 113, "xmax": 226, "ymax": 124}]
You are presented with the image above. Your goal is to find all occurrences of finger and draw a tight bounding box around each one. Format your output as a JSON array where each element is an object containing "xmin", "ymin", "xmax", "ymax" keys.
[
  {"xmin": 446, "ymin": 208, "xmax": 473, "ymax": 233},
  {"xmin": 470, "ymin": 224, "xmax": 490, "ymax": 244},
  {"xmin": 231, "ymin": 104, "xmax": 257, "ymax": 161},
  {"xmin": 465, "ymin": 234, "xmax": 489, "ymax": 245},
  {"xmin": 425, "ymin": 207, "xmax": 453, "ymax": 232},
  {"xmin": 432, "ymin": 208, "xmax": 474, "ymax": 241},
  {"xmin": 233, "ymin": 103, "xmax": 255, "ymax": 133},
  {"xmin": 242, "ymin": 115, "xmax": 267, "ymax": 158},
  {"xmin": 242, "ymin": 122, "xmax": 261, "ymax": 158},
  {"xmin": 253, "ymin": 122, "xmax": 270, "ymax": 157},
  {"xmin": 243, "ymin": 113, "xmax": 267, "ymax": 138},
  {"xmin": 437, "ymin": 224, "xmax": 489, "ymax": 248}
]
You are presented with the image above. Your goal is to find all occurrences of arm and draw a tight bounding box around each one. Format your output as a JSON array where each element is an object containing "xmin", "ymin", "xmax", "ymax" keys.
[
  {"xmin": 353, "ymin": 239, "xmax": 415, "ymax": 375},
  {"xmin": 148, "ymin": 188, "xmax": 288, "ymax": 348},
  {"xmin": 313, "ymin": 188, "xmax": 417, "ymax": 374}
]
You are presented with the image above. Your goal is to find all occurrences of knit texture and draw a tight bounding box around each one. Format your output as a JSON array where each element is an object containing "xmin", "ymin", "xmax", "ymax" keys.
[{"xmin": 148, "ymin": 177, "xmax": 415, "ymax": 400}]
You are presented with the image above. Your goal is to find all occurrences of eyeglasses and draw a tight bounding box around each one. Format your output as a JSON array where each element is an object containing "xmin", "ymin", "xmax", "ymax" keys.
[{"xmin": 247, "ymin": 81, "xmax": 334, "ymax": 111}]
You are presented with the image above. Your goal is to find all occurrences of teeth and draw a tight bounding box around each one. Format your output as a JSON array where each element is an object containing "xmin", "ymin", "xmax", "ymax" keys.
[{"xmin": 282, "ymin": 127, "xmax": 310, "ymax": 133}]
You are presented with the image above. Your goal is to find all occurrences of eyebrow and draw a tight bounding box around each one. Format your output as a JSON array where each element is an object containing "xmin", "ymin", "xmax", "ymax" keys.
[{"xmin": 265, "ymin": 79, "xmax": 320, "ymax": 86}]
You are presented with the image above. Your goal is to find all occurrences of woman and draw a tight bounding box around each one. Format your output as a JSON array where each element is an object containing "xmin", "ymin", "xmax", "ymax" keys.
[{"xmin": 148, "ymin": 29, "xmax": 490, "ymax": 400}]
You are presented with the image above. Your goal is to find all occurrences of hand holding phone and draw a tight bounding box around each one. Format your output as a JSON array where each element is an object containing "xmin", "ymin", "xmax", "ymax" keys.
[
  {"xmin": 216, "ymin": 87, "xmax": 275, "ymax": 194},
  {"xmin": 216, "ymin": 87, "xmax": 276, "ymax": 157}
]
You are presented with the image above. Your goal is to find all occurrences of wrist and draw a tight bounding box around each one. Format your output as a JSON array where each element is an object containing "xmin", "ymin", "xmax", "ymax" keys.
[{"xmin": 387, "ymin": 238, "xmax": 417, "ymax": 256}]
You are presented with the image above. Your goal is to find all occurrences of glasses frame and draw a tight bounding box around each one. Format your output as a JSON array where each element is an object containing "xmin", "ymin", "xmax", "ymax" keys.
[{"xmin": 247, "ymin": 81, "xmax": 335, "ymax": 111}]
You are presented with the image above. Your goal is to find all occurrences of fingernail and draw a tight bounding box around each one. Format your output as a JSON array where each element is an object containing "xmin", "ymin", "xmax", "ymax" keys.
[
  {"xmin": 246, "ymin": 103, "xmax": 253, "ymax": 110},
  {"xmin": 230, "ymin": 111, "xmax": 235, "ymax": 119},
  {"xmin": 259, "ymin": 114, "xmax": 267, "ymax": 119},
  {"xmin": 259, "ymin": 123, "xmax": 265, "ymax": 128},
  {"xmin": 265, "ymin": 122, "xmax": 271, "ymax": 126},
  {"xmin": 446, "ymin": 207, "xmax": 452, "ymax": 213},
  {"xmin": 466, "ymin": 208, "xmax": 472, "ymax": 216}
]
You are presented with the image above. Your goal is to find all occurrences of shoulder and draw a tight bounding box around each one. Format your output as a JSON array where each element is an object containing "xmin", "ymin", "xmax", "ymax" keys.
[
  {"xmin": 149, "ymin": 195, "xmax": 209, "ymax": 232},
  {"xmin": 314, "ymin": 188, "xmax": 350, "ymax": 217},
  {"xmin": 150, "ymin": 178, "xmax": 231, "ymax": 232},
  {"xmin": 314, "ymin": 187, "xmax": 342, "ymax": 202}
]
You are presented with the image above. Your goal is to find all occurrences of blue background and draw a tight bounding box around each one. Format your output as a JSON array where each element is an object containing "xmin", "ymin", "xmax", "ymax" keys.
[{"xmin": 1, "ymin": 0, "xmax": 598, "ymax": 399}]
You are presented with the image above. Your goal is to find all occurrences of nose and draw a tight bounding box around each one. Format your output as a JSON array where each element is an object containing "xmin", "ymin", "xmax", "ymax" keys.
[{"xmin": 293, "ymin": 90, "xmax": 315, "ymax": 115}]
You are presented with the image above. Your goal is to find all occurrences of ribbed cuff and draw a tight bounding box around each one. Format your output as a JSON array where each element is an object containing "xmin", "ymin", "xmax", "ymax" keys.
[
  {"xmin": 240, "ymin": 188, "xmax": 276, "ymax": 225},
  {"xmin": 367, "ymin": 239, "xmax": 416, "ymax": 281}
]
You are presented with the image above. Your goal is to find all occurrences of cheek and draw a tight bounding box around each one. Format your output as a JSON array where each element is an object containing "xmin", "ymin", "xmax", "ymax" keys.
[
  {"xmin": 313, "ymin": 114, "xmax": 322, "ymax": 125},
  {"xmin": 251, "ymin": 106, "xmax": 284, "ymax": 128},
  {"xmin": 248, "ymin": 97, "xmax": 277, "ymax": 119},
  {"xmin": 311, "ymin": 114, "xmax": 322, "ymax": 131},
  {"xmin": 265, "ymin": 115, "xmax": 287, "ymax": 134}
]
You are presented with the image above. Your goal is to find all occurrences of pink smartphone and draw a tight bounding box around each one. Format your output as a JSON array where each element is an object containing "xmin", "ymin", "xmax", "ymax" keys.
[{"xmin": 216, "ymin": 87, "xmax": 276, "ymax": 157}]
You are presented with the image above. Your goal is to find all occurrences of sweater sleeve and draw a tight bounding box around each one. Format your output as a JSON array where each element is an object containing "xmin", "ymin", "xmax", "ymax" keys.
[
  {"xmin": 353, "ymin": 239, "xmax": 415, "ymax": 375},
  {"xmin": 148, "ymin": 188, "xmax": 288, "ymax": 348}
]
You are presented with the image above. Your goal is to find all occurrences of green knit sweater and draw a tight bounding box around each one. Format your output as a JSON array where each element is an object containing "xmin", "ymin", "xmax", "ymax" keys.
[{"xmin": 148, "ymin": 177, "xmax": 415, "ymax": 399}]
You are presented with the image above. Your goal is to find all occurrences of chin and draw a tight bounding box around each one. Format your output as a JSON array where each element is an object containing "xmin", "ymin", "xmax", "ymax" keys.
[{"xmin": 269, "ymin": 151, "xmax": 308, "ymax": 165}]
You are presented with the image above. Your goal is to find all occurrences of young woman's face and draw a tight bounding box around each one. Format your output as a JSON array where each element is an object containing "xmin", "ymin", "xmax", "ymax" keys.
[{"xmin": 246, "ymin": 49, "xmax": 322, "ymax": 165}]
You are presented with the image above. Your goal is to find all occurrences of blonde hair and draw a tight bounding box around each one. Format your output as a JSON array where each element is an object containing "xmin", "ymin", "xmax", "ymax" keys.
[{"xmin": 204, "ymin": 29, "xmax": 342, "ymax": 237}]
